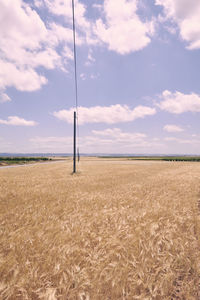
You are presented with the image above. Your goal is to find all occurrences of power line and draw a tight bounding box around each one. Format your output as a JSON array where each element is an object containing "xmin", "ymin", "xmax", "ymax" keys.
[
  {"xmin": 72, "ymin": 0, "xmax": 80, "ymax": 172},
  {"xmin": 72, "ymin": 0, "xmax": 78, "ymax": 110}
]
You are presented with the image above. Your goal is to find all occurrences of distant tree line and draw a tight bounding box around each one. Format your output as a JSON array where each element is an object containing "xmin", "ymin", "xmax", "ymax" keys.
[
  {"xmin": 0, "ymin": 157, "xmax": 50, "ymax": 162},
  {"xmin": 162, "ymin": 157, "xmax": 200, "ymax": 162},
  {"xmin": 99, "ymin": 156, "xmax": 200, "ymax": 162}
]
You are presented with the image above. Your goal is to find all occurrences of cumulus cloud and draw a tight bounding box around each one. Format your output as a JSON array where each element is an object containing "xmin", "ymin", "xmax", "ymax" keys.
[
  {"xmin": 0, "ymin": 92, "xmax": 11, "ymax": 103},
  {"xmin": 163, "ymin": 124, "xmax": 184, "ymax": 132},
  {"xmin": 85, "ymin": 49, "xmax": 96, "ymax": 66},
  {"xmin": 0, "ymin": 60, "xmax": 47, "ymax": 91},
  {"xmin": 29, "ymin": 136, "xmax": 72, "ymax": 151},
  {"xmin": 90, "ymin": 128, "xmax": 158, "ymax": 150},
  {"xmin": 93, "ymin": 128, "xmax": 146, "ymax": 140},
  {"xmin": 43, "ymin": 0, "xmax": 97, "ymax": 45},
  {"xmin": 30, "ymin": 136, "xmax": 71, "ymax": 143},
  {"xmin": 29, "ymin": 129, "xmax": 164, "ymax": 153},
  {"xmin": 43, "ymin": 0, "xmax": 156, "ymax": 55},
  {"xmin": 80, "ymin": 73, "xmax": 86, "ymax": 81},
  {"xmin": 0, "ymin": 0, "xmax": 90, "ymax": 93},
  {"xmin": 95, "ymin": 0, "xmax": 155, "ymax": 54},
  {"xmin": 30, "ymin": 135, "xmax": 113, "ymax": 152},
  {"xmin": 47, "ymin": 22, "xmax": 74, "ymax": 46},
  {"xmin": 0, "ymin": 116, "xmax": 37, "ymax": 126},
  {"xmin": 43, "ymin": 0, "xmax": 82, "ymax": 19},
  {"xmin": 158, "ymin": 90, "xmax": 200, "ymax": 114},
  {"xmin": 87, "ymin": 129, "xmax": 157, "ymax": 151},
  {"xmin": 0, "ymin": 0, "xmax": 55, "ymax": 91},
  {"xmin": 0, "ymin": 0, "xmax": 157, "ymax": 94},
  {"xmin": 53, "ymin": 104, "xmax": 156, "ymax": 125},
  {"xmin": 164, "ymin": 136, "xmax": 200, "ymax": 144},
  {"xmin": 156, "ymin": 0, "xmax": 200, "ymax": 49}
]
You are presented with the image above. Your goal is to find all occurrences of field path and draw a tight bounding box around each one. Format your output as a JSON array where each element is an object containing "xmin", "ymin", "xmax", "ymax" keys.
[{"xmin": 0, "ymin": 159, "xmax": 200, "ymax": 299}]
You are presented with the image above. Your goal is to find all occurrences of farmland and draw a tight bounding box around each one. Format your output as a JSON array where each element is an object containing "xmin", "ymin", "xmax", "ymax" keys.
[{"xmin": 0, "ymin": 158, "xmax": 200, "ymax": 299}]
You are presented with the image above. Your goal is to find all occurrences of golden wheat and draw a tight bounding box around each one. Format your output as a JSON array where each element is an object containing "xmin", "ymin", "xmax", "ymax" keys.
[{"xmin": 0, "ymin": 159, "xmax": 200, "ymax": 299}]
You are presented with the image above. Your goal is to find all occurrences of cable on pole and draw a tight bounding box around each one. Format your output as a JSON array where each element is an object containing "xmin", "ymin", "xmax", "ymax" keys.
[
  {"xmin": 71, "ymin": 0, "xmax": 80, "ymax": 171},
  {"xmin": 72, "ymin": 0, "xmax": 78, "ymax": 110}
]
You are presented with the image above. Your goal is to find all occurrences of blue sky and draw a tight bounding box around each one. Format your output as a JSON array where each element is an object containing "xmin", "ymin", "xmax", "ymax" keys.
[{"xmin": 1, "ymin": 0, "xmax": 200, "ymax": 154}]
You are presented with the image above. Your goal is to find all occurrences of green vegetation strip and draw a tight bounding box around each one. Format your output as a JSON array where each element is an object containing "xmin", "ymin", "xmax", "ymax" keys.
[
  {"xmin": 99, "ymin": 156, "xmax": 200, "ymax": 162},
  {"xmin": 0, "ymin": 157, "xmax": 51, "ymax": 165},
  {"xmin": 130, "ymin": 156, "xmax": 200, "ymax": 162}
]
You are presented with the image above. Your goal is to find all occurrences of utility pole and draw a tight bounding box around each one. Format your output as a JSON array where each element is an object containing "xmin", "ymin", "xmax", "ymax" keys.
[
  {"xmin": 73, "ymin": 111, "xmax": 76, "ymax": 173},
  {"xmin": 72, "ymin": 0, "xmax": 78, "ymax": 173}
]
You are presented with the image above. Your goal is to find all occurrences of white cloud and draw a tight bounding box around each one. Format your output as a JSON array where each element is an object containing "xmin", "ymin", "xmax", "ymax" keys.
[
  {"xmin": 90, "ymin": 128, "xmax": 156, "ymax": 150},
  {"xmin": 0, "ymin": 92, "xmax": 11, "ymax": 103},
  {"xmin": 80, "ymin": 73, "xmax": 86, "ymax": 81},
  {"xmin": 29, "ymin": 136, "xmax": 72, "ymax": 151},
  {"xmin": 165, "ymin": 25, "xmax": 177, "ymax": 34},
  {"xmin": 53, "ymin": 104, "xmax": 156, "ymax": 125},
  {"xmin": 0, "ymin": 60, "xmax": 47, "ymax": 91},
  {"xmin": 84, "ymin": 131, "xmax": 157, "ymax": 152},
  {"xmin": 0, "ymin": 0, "xmax": 85, "ymax": 92},
  {"xmin": 42, "ymin": 0, "xmax": 156, "ymax": 54},
  {"xmin": 47, "ymin": 22, "xmax": 74, "ymax": 46},
  {"xmin": 0, "ymin": 0, "xmax": 157, "ymax": 95},
  {"xmin": 0, "ymin": 0, "xmax": 54, "ymax": 91},
  {"xmin": 30, "ymin": 136, "xmax": 71, "ymax": 143},
  {"xmin": 90, "ymin": 73, "xmax": 99, "ymax": 80},
  {"xmin": 93, "ymin": 128, "xmax": 146, "ymax": 140},
  {"xmin": 62, "ymin": 46, "xmax": 73, "ymax": 61},
  {"xmin": 0, "ymin": 116, "xmax": 37, "ymax": 126},
  {"xmin": 164, "ymin": 136, "xmax": 200, "ymax": 144},
  {"xmin": 158, "ymin": 90, "xmax": 200, "ymax": 114},
  {"xmin": 14, "ymin": 131, "xmax": 200, "ymax": 153},
  {"xmin": 92, "ymin": 4, "xmax": 102, "ymax": 10},
  {"xmin": 34, "ymin": 0, "xmax": 44, "ymax": 8},
  {"xmin": 85, "ymin": 49, "xmax": 96, "ymax": 66},
  {"xmin": 43, "ymin": 0, "xmax": 75, "ymax": 18},
  {"xmin": 94, "ymin": 0, "xmax": 155, "ymax": 54},
  {"xmin": 29, "ymin": 130, "xmax": 164, "ymax": 153},
  {"xmin": 163, "ymin": 124, "xmax": 184, "ymax": 132},
  {"xmin": 0, "ymin": 0, "xmax": 47, "ymax": 49},
  {"xmin": 156, "ymin": 0, "xmax": 200, "ymax": 49},
  {"xmin": 43, "ymin": 0, "xmax": 97, "ymax": 45}
]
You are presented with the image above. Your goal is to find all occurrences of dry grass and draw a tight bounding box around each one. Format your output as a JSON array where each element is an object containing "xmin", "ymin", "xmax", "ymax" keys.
[{"xmin": 0, "ymin": 159, "xmax": 200, "ymax": 299}]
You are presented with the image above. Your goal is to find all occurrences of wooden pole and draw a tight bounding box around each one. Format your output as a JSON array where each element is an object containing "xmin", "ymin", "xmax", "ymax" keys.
[{"xmin": 73, "ymin": 111, "xmax": 76, "ymax": 173}]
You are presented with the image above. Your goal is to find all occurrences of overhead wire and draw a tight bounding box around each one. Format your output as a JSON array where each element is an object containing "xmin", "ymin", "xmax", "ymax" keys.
[{"xmin": 71, "ymin": 0, "xmax": 80, "ymax": 162}]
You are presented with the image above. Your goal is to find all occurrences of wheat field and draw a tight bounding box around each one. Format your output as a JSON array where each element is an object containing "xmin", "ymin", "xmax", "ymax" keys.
[{"xmin": 0, "ymin": 159, "xmax": 200, "ymax": 299}]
